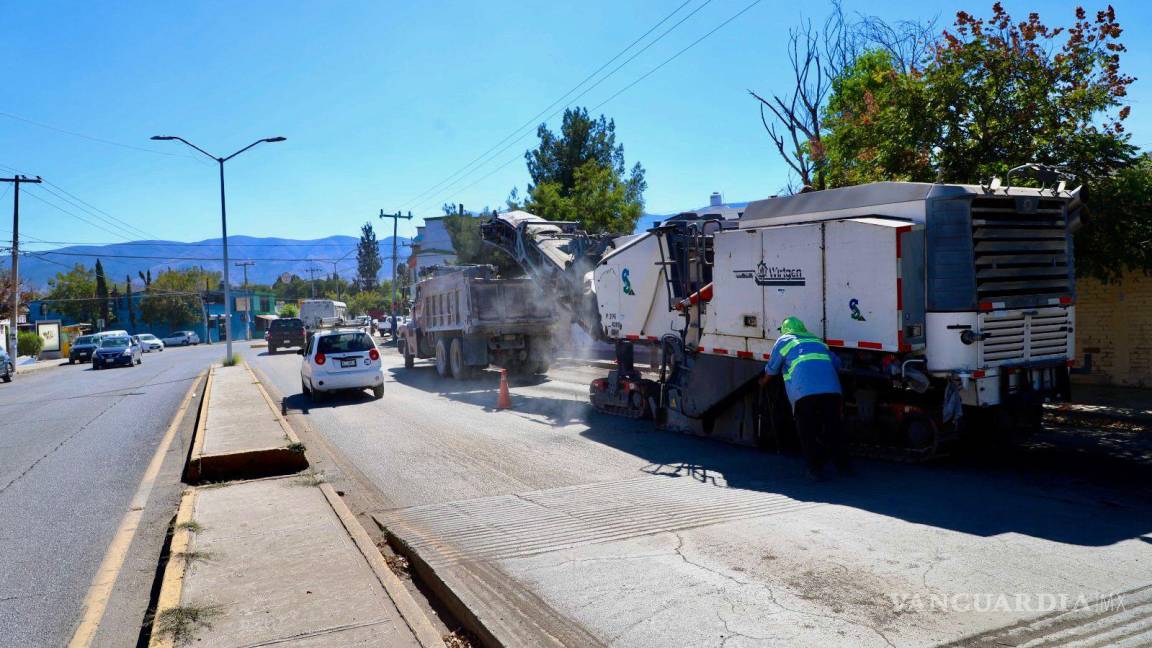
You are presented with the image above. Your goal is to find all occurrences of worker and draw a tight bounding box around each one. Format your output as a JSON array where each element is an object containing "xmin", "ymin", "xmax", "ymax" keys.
[{"xmin": 759, "ymin": 316, "xmax": 851, "ymax": 480}]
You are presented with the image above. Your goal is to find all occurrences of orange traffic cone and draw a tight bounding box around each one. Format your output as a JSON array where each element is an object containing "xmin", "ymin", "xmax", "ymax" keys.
[{"xmin": 496, "ymin": 368, "xmax": 512, "ymax": 410}]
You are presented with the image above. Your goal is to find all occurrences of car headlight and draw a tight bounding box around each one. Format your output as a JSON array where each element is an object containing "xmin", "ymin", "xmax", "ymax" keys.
[{"xmin": 122, "ymin": 349, "xmax": 133, "ymax": 356}]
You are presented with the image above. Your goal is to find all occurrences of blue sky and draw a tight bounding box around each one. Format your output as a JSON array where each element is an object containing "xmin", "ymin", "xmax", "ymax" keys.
[{"xmin": 1, "ymin": 0, "xmax": 1150, "ymax": 248}]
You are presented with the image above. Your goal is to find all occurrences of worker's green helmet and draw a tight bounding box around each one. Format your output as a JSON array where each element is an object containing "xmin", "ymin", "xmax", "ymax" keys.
[{"xmin": 779, "ymin": 316, "xmax": 808, "ymax": 336}]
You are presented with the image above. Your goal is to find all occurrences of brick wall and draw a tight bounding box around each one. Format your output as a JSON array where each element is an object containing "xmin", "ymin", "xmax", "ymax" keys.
[{"xmin": 1074, "ymin": 270, "xmax": 1152, "ymax": 387}]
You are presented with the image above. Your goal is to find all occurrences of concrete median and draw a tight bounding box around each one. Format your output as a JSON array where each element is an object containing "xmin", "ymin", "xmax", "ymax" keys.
[{"xmin": 183, "ymin": 362, "xmax": 309, "ymax": 483}]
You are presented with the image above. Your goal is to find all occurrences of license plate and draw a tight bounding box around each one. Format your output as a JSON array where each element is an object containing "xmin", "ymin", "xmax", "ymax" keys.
[{"xmin": 339, "ymin": 358, "xmax": 356, "ymax": 368}]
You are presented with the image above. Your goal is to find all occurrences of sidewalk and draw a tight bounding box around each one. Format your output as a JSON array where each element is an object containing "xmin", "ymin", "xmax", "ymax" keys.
[{"xmin": 150, "ymin": 363, "xmax": 442, "ymax": 648}]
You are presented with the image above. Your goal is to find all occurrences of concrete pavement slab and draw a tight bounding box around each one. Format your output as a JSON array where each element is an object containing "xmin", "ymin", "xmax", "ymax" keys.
[
  {"xmin": 185, "ymin": 363, "xmax": 307, "ymax": 482},
  {"xmin": 379, "ymin": 473, "xmax": 1152, "ymax": 647},
  {"xmin": 151, "ymin": 477, "xmax": 429, "ymax": 648}
]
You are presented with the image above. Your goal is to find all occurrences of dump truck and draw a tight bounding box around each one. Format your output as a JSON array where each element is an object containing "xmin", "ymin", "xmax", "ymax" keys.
[
  {"xmin": 398, "ymin": 265, "xmax": 554, "ymax": 379},
  {"xmin": 483, "ymin": 166, "xmax": 1082, "ymax": 458}
]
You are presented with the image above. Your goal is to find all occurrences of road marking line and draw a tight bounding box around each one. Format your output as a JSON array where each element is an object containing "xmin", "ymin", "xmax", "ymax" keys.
[{"xmin": 66, "ymin": 369, "xmax": 205, "ymax": 648}]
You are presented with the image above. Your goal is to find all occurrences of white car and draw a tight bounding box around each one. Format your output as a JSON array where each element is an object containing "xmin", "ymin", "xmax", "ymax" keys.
[
  {"xmin": 162, "ymin": 330, "xmax": 201, "ymax": 346},
  {"xmin": 300, "ymin": 329, "xmax": 384, "ymax": 401},
  {"xmin": 136, "ymin": 333, "xmax": 165, "ymax": 352}
]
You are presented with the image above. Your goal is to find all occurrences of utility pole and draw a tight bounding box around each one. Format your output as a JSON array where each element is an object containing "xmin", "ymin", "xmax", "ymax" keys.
[
  {"xmin": 235, "ymin": 261, "xmax": 255, "ymax": 340},
  {"xmin": 1, "ymin": 175, "xmax": 42, "ymax": 357},
  {"xmin": 328, "ymin": 261, "xmax": 342, "ymax": 299},
  {"xmin": 377, "ymin": 209, "xmax": 413, "ymax": 318},
  {"xmin": 304, "ymin": 266, "xmax": 322, "ymax": 299}
]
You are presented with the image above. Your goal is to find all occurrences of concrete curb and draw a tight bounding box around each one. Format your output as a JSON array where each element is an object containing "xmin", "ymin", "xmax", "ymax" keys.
[
  {"xmin": 183, "ymin": 363, "xmax": 308, "ymax": 483},
  {"xmin": 16, "ymin": 358, "xmax": 69, "ymax": 374},
  {"xmin": 320, "ymin": 482, "xmax": 445, "ymax": 648},
  {"xmin": 147, "ymin": 489, "xmax": 197, "ymax": 648}
]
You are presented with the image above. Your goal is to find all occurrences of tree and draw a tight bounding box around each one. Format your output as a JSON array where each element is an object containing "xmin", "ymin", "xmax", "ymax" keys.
[
  {"xmin": 0, "ymin": 269, "xmax": 40, "ymax": 323},
  {"xmin": 94, "ymin": 259, "xmax": 112, "ymax": 328},
  {"xmin": 348, "ymin": 289, "xmax": 389, "ymax": 316},
  {"xmin": 357, "ymin": 222, "xmax": 382, "ymax": 290},
  {"xmin": 139, "ymin": 268, "xmax": 219, "ymax": 329},
  {"xmin": 45, "ymin": 264, "xmax": 97, "ymax": 325},
  {"xmin": 441, "ymin": 204, "xmax": 522, "ymax": 276},
  {"xmin": 125, "ymin": 275, "xmax": 136, "ymax": 330},
  {"xmin": 517, "ymin": 107, "xmax": 646, "ymax": 234},
  {"xmin": 817, "ymin": 3, "xmax": 1144, "ymax": 279},
  {"xmin": 279, "ymin": 302, "xmax": 299, "ymax": 318},
  {"xmin": 17, "ymin": 330, "xmax": 42, "ymax": 357}
]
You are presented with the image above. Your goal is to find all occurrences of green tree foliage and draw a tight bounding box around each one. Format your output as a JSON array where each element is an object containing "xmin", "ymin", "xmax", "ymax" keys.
[
  {"xmin": 817, "ymin": 3, "xmax": 1145, "ymax": 280},
  {"xmin": 278, "ymin": 302, "xmax": 299, "ymax": 318},
  {"xmin": 517, "ymin": 107, "xmax": 646, "ymax": 234},
  {"xmin": 441, "ymin": 205, "xmax": 522, "ymax": 277},
  {"xmin": 348, "ymin": 289, "xmax": 388, "ymax": 316},
  {"xmin": 125, "ymin": 275, "xmax": 136, "ymax": 330},
  {"xmin": 139, "ymin": 268, "xmax": 219, "ymax": 329},
  {"xmin": 356, "ymin": 222, "xmax": 382, "ymax": 290},
  {"xmin": 45, "ymin": 264, "xmax": 97, "ymax": 325},
  {"xmin": 94, "ymin": 259, "xmax": 112, "ymax": 328},
  {"xmin": 17, "ymin": 330, "xmax": 42, "ymax": 357}
]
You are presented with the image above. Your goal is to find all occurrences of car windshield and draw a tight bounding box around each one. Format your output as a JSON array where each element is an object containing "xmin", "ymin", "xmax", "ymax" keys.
[
  {"xmin": 76, "ymin": 335, "xmax": 95, "ymax": 345},
  {"xmin": 139, "ymin": 334, "xmax": 156, "ymax": 340},
  {"xmin": 317, "ymin": 333, "xmax": 374, "ymax": 354},
  {"xmin": 100, "ymin": 337, "xmax": 129, "ymax": 349},
  {"xmin": 272, "ymin": 320, "xmax": 301, "ymax": 330}
]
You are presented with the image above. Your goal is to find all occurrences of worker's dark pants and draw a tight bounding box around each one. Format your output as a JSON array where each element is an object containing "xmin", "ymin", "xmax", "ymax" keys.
[{"xmin": 793, "ymin": 393, "xmax": 848, "ymax": 474}]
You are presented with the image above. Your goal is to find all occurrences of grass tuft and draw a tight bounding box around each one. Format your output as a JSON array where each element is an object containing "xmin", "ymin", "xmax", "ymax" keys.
[
  {"xmin": 173, "ymin": 550, "xmax": 214, "ymax": 565},
  {"xmin": 175, "ymin": 520, "xmax": 203, "ymax": 533},
  {"xmin": 221, "ymin": 354, "xmax": 241, "ymax": 367},
  {"xmin": 293, "ymin": 471, "xmax": 325, "ymax": 487},
  {"xmin": 286, "ymin": 441, "xmax": 306, "ymax": 453},
  {"xmin": 155, "ymin": 605, "xmax": 221, "ymax": 644}
]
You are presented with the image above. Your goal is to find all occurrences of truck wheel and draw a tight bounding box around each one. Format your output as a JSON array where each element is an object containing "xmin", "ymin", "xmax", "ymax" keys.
[
  {"xmin": 450, "ymin": 338, "xmax": 471, "ymax": 380},
  {"xmin": 532, "ymin": 359, "xmax": 550, "ymax": 374},
  {"xmin": 404, "ymin": 352, "xmax": 415, "ymax": 369},
  {"xmin": 434, "ymin": 339, "xmax": 452, "ymax": 378}
]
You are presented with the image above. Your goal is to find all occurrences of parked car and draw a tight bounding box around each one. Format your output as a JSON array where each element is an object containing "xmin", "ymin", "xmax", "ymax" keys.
[
  {"xmin": 69, "ymin": 334, "xmax": 101, "ymax": 364},
  {"xmin": 268, "ymin": 318, "xmax": 306, "ymax": 354},
  {"xmin": 136, "ymin": 333, "xmax": 165, "ymax": 352},
  {"xmin": 0, "ymin": 347, "xmax": 12, "ymax": 383},
  {"xmin": 162, "ymin": 330, "xmax": 200, "ymax": 346},
  {"xmin": 299, "ymin": 329, "xmax": 384, "ymax": 401},
  {"xmin": 93, "ymin": 335, "xmax": 142, "ymax": 369}
]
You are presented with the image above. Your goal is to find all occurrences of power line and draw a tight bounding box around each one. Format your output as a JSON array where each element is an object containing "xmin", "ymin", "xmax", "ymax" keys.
[
  {"xmin": 12, "ymin": 237, "xmax": 371, "ymax": 249},
  {"xmin": 19, "ymin": 189, "xmax": 138, "ymax": 242},
  {"xmin": 0, "ymin": 111, "xmax": 202, "ymax": 161},
  {"xmin": 398, "ymin": 0, "xmax": 707, "ymax": 211},
  {"xmin": 413, "ymin": 0, "xmax": 765, "ymax": 214},
  {"xmin": 29, "ymin": 249, "xmax": 364, "ymax": 263}
]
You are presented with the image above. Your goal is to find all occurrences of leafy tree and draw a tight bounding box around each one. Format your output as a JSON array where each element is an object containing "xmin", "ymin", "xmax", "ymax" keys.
[
  {"xmin": 0, "ymin": 269, "xmax": 40, "ymax": 323},
  {"xmin": 139, "ymin": 268, "xmax": 219, "ymax": 329},
  {"xmin": 441, "ymin": 204, "xmax": 522, "ymax": 277},
  {"xmin": 45, "ymin": 264, "xmax": 97, "ymax": 325},
  {"xmin": 279, "ymin": 303, "xmax": 299, "ymax": 318},
  {"xmin": 356, "ymin": 222, "xmax": 382, "ymax": 290},
  {"xmin": 94, "ymin": 259, "xmax": 112, "ymax": 328},
  {"xmin": 125, "ymin": 275, "xmax": 136, "ymax": 330},
  {"xmin": 816, "ymin": 3, "xmax": 1144, "ymax": 280},
  {"xmin": 516, "ymin": 107, "xmax": 646, "ymax": 234},
  {"xmin": 348, "ymin": 289, "xmax": 389, "ymax": 316}
]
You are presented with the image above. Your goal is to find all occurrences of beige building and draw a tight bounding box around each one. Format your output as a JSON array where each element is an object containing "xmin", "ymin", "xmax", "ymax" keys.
[{"xmin": 1074, "ymin": 270, "xmax": 1152, "ymax": 387}]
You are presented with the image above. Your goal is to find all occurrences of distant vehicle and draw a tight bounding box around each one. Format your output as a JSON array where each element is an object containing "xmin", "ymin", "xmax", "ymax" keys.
[
  {"xmin": 93, "ymin": 336, "xmax": 142, "ymax": 369},
  {"xmin": 162, "ymin": 330, "xmax": 201, "ymax": 346},
  {"xmin": 69, "ymin": 334, "xmax": 101, "ymax": 364},
  {"xmin": 299, "ymin": 299, "xmax": 348, "ymax": 330},
  {"xmin": 299, "ymin": 329, "xmax": 383, "ymax": 401},
  {"xmin": 0, "ymin": 346, "xmax": 12, "ymax": 383},
  {"xmin": 136, "ymin": 333, "xmax": 165, "ymax": 352},
  {"xmin": 268, "ymin": 318, "xmax": 306, "ymax": 354}
]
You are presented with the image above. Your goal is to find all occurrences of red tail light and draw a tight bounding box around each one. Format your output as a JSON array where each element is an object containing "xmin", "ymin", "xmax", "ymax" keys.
[
  {"xmin": 315, "ymin": 353, "xmax": 326, "ymax": 365},
  {"xmin": 369, "ymin": 348, "xmax": 379, "ymax": 361}
]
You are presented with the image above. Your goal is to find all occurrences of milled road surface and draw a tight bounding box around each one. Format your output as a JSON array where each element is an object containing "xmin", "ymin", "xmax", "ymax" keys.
[
  {"xmin": 245, "ymin": 344, "xmax": 1152, "ymax": 647},
  {"xmin": 0, "ymin": 344, "xmax": 217, "ymax": 648}
]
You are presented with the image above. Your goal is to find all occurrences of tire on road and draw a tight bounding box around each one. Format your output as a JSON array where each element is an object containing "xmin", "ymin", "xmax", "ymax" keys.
[
  {"xmin": 372, "ymin": 384, "xmax": 384, "ymax": 399},
  {"xmin": 434, "ymin": 338, "xmax": 452, "ymax": 378},
  {"xmin": 449, "ymin": 338, "xmax": 471, "ymax": 380}
]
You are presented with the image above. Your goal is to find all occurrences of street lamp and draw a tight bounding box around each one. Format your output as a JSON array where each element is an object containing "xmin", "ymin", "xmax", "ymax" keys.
[{"xmin": 151, "ymin": 135, "xmax": 285, "ymax": 362}]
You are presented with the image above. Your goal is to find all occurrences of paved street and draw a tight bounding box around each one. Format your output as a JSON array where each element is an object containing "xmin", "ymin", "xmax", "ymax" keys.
[
  {"xmin": 244, "ymin": 344, "xmax": 1152, "ymax": 646},
  {"xmin": 0, "ymin": 344, "xmax": 217, "ymax": 648}
]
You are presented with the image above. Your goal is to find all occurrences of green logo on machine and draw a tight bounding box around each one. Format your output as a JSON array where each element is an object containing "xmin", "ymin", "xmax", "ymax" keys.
[
  {"xmin": 622, "ymin": 268, "xmax": 635, "ymax": 295},
  {"xmin": 850, "ymin": 298, "xmax": 866, "ymax": 321}
]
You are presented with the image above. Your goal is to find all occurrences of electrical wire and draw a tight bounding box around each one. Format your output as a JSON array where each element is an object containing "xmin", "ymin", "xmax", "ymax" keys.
[
  {"xmin": 0, "ymin": 111, "xmax": 201, "ymax": 160},
  {"xmin": 397, "ymin": 0, "xmax": 707, "ymax": 210}
]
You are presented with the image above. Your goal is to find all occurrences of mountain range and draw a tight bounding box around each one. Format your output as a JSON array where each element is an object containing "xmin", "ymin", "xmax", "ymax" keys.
[{"xmin": 21, "ymin": 235, "xmax": 411, "ymax": 289}]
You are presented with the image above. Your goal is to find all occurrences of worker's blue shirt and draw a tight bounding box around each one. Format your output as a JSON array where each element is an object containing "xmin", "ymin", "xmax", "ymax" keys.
[{"xmin": 764, "ymin": 333, "xmax": 842, "ymax": 406}]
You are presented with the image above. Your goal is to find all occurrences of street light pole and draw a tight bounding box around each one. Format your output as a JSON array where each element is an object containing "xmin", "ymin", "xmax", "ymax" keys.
[{"xmin": 151, "ymin": 135, "xmax": 285, "ymax": 361}]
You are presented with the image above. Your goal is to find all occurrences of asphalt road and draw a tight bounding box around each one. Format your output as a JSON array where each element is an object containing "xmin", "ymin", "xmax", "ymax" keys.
[
  {"xmin": 244, "ymin": 343, "xmax": 1152, "ymax": 647},
  {"xmin": 0, "ymin": 343, "xmax": 218, "ymax": 648}
]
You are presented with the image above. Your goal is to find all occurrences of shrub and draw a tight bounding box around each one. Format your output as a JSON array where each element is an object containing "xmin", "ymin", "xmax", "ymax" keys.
[{"xmin": 17, "ymin": 331, "xmax": 42, "ymax": 357}]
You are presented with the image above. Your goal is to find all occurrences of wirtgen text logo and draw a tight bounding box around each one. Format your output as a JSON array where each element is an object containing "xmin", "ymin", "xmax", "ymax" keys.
[{"xmin": 889, "ymin": 592, "xmax": 1126, "ymax": 613}]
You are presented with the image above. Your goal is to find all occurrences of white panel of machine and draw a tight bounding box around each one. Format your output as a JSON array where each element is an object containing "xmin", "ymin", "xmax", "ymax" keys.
[
  {"xmin": 759, "ymin": 225, "xmax": 825, "ymax": 338},
  {"xmin": 594, "ymin": 233, "xmax": 681, "ymax": 340},
  {"xmin": 925, "ymin": 312, "xmax": 979, "ymax": 372},
  {"xmin": 709, "ymin": 229, "xmax": 765, "ymax": 339},
  {"xmin": 824, "ymin": 219, "xmax": 900, "ymax": 350}
]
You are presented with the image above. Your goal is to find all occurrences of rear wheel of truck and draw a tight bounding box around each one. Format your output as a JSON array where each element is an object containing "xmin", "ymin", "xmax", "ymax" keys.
[
  {"xmin": 434, "ymin": 339, "xmax": 452, "ymax": 378},
  {"xmin": 449, "ymin": 338, "xmax": 471, "ymax": 380}
]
